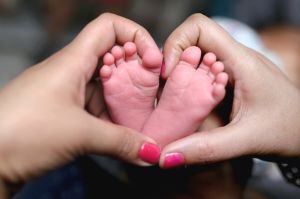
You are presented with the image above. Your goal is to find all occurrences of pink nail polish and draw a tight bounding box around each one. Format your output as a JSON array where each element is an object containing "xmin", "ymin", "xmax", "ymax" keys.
[
  {"xmin": 163, "ymin": 153, "xmax": 185, "ymax": 169},
  {"xmin": 138, "ymin": 143, "xmax": 161, "ymax": 164}
]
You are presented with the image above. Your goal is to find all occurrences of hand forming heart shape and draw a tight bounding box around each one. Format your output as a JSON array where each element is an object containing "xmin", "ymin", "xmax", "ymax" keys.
[{"xmin": 1, "ymin": 12, "xmax": 299, "ymax": 190}]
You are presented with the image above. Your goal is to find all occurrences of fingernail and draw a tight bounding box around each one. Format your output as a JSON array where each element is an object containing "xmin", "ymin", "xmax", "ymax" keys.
[
  {"xmin": 163, "ymin": 153, "xmax": 185, "ymax": 169},
  {"xmin": 138, "ymin": 143, "xmax": 161, "ymax": 164},
  {"xmin": 161, "ymin": 60, "xmax": 166, "ymax": 77}
]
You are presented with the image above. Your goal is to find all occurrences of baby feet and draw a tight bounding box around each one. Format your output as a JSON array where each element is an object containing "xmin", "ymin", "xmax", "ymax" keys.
[
  {"xmin": 142, "ymin": 46, "xmax": 228, "ymax": 147},
  {"xmin": 100, "ymin": 43, "xmax": 228, "ymax": 148},
  {"xmin": 100, "ymin": 42, "xmax": 162, "ymax": 131}
]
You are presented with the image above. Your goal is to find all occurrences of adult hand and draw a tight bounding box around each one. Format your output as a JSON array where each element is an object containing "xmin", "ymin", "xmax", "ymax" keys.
[
  {"xmin": 160, "ymin": 13, "xmax": 300, "ymax": 168},
  {"xmin": 0, "ymin": 13, "xmax": 161, "ymax": 185}
]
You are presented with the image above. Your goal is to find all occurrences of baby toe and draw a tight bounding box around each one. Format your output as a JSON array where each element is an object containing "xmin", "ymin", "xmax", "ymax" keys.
[
  {"xmin": 124, "ymin": 42, "xmax": 138, "ymax": 61},
  {"xmin": 199, "ymin": 52, "xmax": 216, "ymax": 73},
  {"xmin": 100, "ymin": 65, "xmax": 113, "ymax": 81},
  {"xmin": 103, "ymin": 53, "xmax": 115, "ymax": 66},
  {"xmin": 111, "ymin": 45, "xmax": 125, "ymax": 65},
  {"xmin": 211, "ymin": 61, "xmax": 225, "ymax": 76},
  {"xmin": 179, "ymin": 46, "xmax": 201, "ymax": 68},
  {"xmin": 215, "ymin": 72, "xmax": 228, "ymax": 86},
  {"xmin": 212, "ymin": 83, "xmax": 226, "ymax": 103}
]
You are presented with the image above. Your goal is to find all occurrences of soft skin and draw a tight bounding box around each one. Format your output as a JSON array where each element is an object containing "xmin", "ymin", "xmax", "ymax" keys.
[
  {"xmin": 0, "ymin": 13, "xmax": 161, "ymax": 197},
  {"xmin": 160, "ymin": 13, "xmax": 300, "ymax": 168}
]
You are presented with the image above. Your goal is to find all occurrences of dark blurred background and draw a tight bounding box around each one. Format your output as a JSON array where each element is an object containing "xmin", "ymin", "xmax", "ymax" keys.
[
  {"xmin": 1, "ymin": 0, "xmax": 300, "ymax": 87},
  {"xmin": 1, "ymin": 0, "xmax": 300, "ymax": 198}
]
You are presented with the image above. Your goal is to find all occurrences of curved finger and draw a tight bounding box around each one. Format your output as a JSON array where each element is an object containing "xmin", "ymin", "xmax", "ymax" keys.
[
  {"xmin": 70, "ymin": 13, "xmax": 161, "ymax": 80},
  {"xmin": 163, "ymin": 13, "xmax": 243, "ymax": 79}
]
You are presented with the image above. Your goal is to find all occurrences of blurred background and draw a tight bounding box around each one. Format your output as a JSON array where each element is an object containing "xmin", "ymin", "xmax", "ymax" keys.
[{"xmin": 1, "ymin": 0, "xmax": 300, "ymax": 198}]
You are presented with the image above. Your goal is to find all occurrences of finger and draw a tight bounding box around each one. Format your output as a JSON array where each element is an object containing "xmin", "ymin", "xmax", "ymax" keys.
[
  {"xmin": 79, "ymin": 112, "xmax": 161, "ymax": 166},
  {"xmin": 69, "ymin": 13, "xmax": 160, "ymax": 81},
  {"xmin": 159, "ymin": 124, "xmax": 256, "ymax": 168},
  {"xmin": 163, "ymin": 13, "xmax": 245, "ymax": 79}
]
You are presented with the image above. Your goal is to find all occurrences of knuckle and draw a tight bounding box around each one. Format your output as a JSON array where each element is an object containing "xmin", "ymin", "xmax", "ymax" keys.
[
  {"xmin": 188, "ymin": 13, "xmax": 205, "ymax": 22},
  {"xmin": 115, "ymin": 128, "xmax": 138, "ymax": 159},
  {"xmin": 136, "ymin": 27, "xmax": 147, "ymax": 36},
  {"xmin": 135, "ymin": 26, "xmax": 150, "ymax": 43},
  {"xmin": 194, "ymin": 137, "xmax": 217, "ymax": 164},
  {"xmin": 98, "ymin": 12, "xmax": 114, "ymax": 20}
]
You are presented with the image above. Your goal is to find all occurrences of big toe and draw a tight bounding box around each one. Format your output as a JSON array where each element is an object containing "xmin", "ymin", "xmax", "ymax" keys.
[
  {"xmin": 180, "ymin": 46, "xmax": 201, "ymax": 68},
  {"xmin": 142, "ymin": 48, "xmax": 163, "ymax": 71}
]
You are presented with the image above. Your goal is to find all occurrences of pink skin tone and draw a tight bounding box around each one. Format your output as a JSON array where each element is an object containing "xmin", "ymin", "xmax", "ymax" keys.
[
  {"xmin": 100, "ymin": 42, "xmax": 162, "ymax": 131},
  {"xmin": 100, "ymin": 43, "xmax": 228, "ymax": 148},
  {"xmin": 143, "ymin": 46, "xmax": 228, "ymax": 147}
]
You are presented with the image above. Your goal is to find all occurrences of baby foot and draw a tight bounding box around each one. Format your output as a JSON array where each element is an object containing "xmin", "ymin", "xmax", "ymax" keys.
[
  {"xmin": 100, "ymin": 42, "xmax": 162, "ymax": 131},
  {"xmin": 142, "ymin": 46, "xmax": 228, "ymax": 147}
]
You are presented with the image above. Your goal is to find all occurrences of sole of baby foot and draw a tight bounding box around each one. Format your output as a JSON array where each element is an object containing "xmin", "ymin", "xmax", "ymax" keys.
[
  {"xmin": 100, "ymin": 42, "xmax": 162, "ymax": 131},
  {"xmin": 142, "ymin": 46, "xmax": 228, "ymax": 147}
]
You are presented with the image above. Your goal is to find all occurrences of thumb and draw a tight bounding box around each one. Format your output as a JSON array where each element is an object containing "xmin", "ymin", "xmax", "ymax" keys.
[
  {"xmin": 79, "ymin": 113, "xmax": 161, "ymax": 166},
  {"xmin": 159, "ymin": 124, "xmax": 256, "ymax": 168}
]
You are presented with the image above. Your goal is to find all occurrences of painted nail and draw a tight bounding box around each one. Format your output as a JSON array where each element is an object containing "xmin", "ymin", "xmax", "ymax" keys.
[
  {"xmin": 138, "ymin": 143, "xmax": 161, "ymax": 164},
  {"xmin": 163, "ymin": 153, "xmax": 185, "ymax": 169}
]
